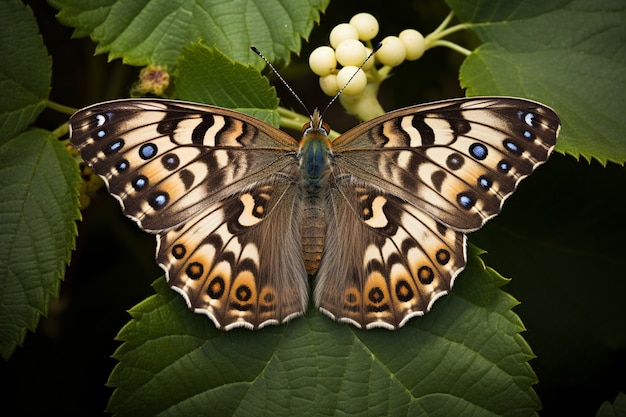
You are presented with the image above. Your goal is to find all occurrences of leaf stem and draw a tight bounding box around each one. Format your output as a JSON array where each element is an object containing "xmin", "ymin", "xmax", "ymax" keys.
[
  {"xmin": 429, "ymin": 40, "xmax": 472, "ymax": 56},
  {"xmin": 431, "ymin": 23, "xmax": 472, "ymax": 40},
  {"xmin": 47, "ymin": 99, "xmax": 77, "ymax": 115},
  {"xmin": 277, "ymin": 106, "xmax": 342, "ymax": 137},
  {"xmin": 430, "ymin": 10, "xmax": 456, "ymax": 37},
  {"xmin": 278, "ymin": 106, "xmax": 309, "ymax": 130},
  {"xmin": 52, "ymin": 123, "xmax": 69, "ymax": 138},
  {"xmin": 424, "ymin": 11, "xmax": 472, "ymax": 56}
]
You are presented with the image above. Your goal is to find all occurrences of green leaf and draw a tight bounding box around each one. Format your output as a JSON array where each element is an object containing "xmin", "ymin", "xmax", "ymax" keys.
[
  {"xmin": 175, "ymin": 43, "xmax": 280, "ymax": 125},
  {"xmin": 0, "ymin": 0, "xmax": 51, "ymax": 143},
  {"xmin": 0, "ymin": 129, "xmax": 81, "ymax": 360},
  {"xmin": 107, "ymin": 249, "xmax": 539, "ymax": 417},
  {"xmin": 450, "ymin": 0, "xmax": 626, "ymax": 165},
  {"xmin": 596, "ymin": 392, "xmax": 626, "ymax": 417},
  {"xmin": 51, "ymin": 0, "xmax": 329, "ymax": 69}
]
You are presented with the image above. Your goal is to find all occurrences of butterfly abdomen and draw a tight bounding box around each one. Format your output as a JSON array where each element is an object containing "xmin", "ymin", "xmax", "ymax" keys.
[{"xmin": 301, "ymin": 203, "xmax": 325, "ymax": 274}]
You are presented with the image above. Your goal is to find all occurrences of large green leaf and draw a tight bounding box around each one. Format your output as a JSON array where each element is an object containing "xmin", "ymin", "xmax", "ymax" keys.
[
  {"xmin": 51, "ymin": 0, "xmax": 329, "ymax": 70},
  {"xmin": 108, "ymin": 248, "xmax": 539, "ymax": 416},
  {"xmin": 0, "ymin": 0, "xmax": 51, "ymax": 143},
  {"xmin": 175, "ymin": 43, "xmax": 280, "ymax": 125},
  {"xmin": 0, "ymin": 0, "xmax": 80, "ymax": 360},
  {"xmin": 0, "ymin": 129, "xmax": 81, "ymax": 360},
  {"xmin": 449, "ymin": 0, "xmax": 626, "ymax": 165}
]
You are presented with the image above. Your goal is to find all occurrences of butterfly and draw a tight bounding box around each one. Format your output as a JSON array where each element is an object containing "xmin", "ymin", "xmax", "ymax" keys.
[{"xmin": 69, "ymin": 97, "xmax": 559, "ymax": 330}]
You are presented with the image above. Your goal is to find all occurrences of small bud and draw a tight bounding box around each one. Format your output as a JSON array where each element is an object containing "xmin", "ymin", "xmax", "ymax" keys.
[
  {"xmin": 309, "ymin": 46, "xmax": 337, "ymax": 76},
  {"xmin": 319, "ymin": 74, "xmax": 339, "ymax": 97},
  {"xmin": 349, "ymin": 13, "xmax": 379, "ymax": 41},
  {"xmin": 336, "ymin": 66, "xmax": 367, "ymax": 96},
  {"xmin": 329, "ymin": 23, "xmax": 360, "ymax": 48},
  {"xmin": 376, "ymin": 36, "xmax": 406, "ymax": 67},
  {"xmin": 399, "ymin": 29, "xmax": 426, "ymax": 61},
  {"xmin": 335, "ymin": 39, "xmax": 367, "ymax": 67}
]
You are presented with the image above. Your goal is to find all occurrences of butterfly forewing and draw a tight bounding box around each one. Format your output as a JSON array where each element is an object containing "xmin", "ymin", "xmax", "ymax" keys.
[
  {"xmin": 331, "ymin": 97, "xmax": 559, "ymax": 231},
  {"xmin": 70, "ymin": 96, "xmax": 559, "ymax": 330},
  {"xmin": 69, "ymin": 100, "xmax": 300, "ymax": 231}
]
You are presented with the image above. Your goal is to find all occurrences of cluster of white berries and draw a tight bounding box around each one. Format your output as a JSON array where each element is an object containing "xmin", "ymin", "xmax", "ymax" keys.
[{"xmin": 309, "ymin": 13, "xmax": 426, "ymax": 97}]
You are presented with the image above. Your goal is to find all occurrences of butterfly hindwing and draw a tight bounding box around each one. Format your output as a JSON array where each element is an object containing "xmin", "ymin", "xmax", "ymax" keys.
[
  {"xmin": 157, "ymin": 172, "xmax": 309, "ymax": 330},
  {"xmin": 315, "ymin": 183, "xmax": 466, "ymax": 329}
]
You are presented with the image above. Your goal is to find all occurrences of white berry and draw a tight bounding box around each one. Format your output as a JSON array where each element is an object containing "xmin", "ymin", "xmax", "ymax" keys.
[
  {"xmin": 319, "ymin": 74, "xmax": 339, "ymax": 97},
  {"xmin": 399, "ymin": 29, "xmax": 426, "ymax": 61},
  {"xmin": 349, "ymin": 13, "xmax": 379, "ymax": 41},
  {"xmin": 309, "ymin": 46, "xmax": 337, "ymax": 76},
  {"xmin": 336, "ymin": 66, "xmax": 367, "ymax": 96},
  {"xmin": 376, "ymin": 36, "xmax": 406, "ymax": 67},
  {"xmin": 329, "ymin": 23, "xmax": 360, "ymax": 49},
  {"xmin": 335, "ymin": 39, "xmax": 367, "ymax": 67}
]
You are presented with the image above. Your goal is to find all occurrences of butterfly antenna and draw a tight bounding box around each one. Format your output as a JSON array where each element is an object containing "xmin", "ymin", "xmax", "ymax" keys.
[
  {"xmin": 251, "ymin": 46, "xmax": 312, "ymax": 118},
  {"xmin": 319, "ymin": 42, "xmax": 382, "ymax": 118}
]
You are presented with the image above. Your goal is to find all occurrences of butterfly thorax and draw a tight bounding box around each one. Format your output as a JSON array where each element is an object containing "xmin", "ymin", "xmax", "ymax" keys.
[
  {"xmin": 298, "ymin": 109, "xmax": 332, "ymax": 191},
  {"xmin": 298, "ymin": 108, "xmax": 332, "ymax": 274}
]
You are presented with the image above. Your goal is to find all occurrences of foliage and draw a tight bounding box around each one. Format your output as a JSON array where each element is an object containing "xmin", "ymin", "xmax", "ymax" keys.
[{"xmin": 0, "ymin": 0, "xmax": 624, "ymax": 416}]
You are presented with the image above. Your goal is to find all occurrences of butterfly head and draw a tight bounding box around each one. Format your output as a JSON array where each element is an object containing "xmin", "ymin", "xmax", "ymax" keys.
[{"xmin": 301, "ymin": 108, "xmax": 331, "ymax": 138}]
